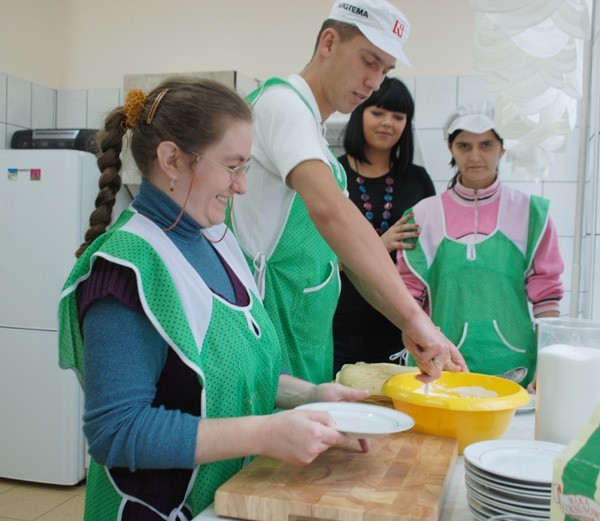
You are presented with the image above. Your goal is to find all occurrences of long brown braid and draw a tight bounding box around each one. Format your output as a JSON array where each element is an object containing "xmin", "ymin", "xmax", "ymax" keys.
[
  {"xmin": 75, "ymin": 77, "xmax": 252, "ymax": 258},
  {"xmin": 75, "ymin": 109, "xmax": 125, "ymax": 258}
]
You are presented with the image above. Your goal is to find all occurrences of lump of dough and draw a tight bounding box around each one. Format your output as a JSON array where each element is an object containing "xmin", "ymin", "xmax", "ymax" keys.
[{"xmin": 335, "ymin": 362, "xmax": 418, "ymax": 395}]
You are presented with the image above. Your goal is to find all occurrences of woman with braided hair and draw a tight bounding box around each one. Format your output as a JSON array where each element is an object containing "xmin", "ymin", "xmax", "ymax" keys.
[{"xmin": 58, "ymin": 77, "xmax": 370, "ymax": 520}]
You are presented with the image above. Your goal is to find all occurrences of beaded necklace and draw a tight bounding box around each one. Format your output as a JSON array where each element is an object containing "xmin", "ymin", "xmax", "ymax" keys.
[{"xmin": 355, "ymin": 161, "xmax": 394, "ymax": 236}]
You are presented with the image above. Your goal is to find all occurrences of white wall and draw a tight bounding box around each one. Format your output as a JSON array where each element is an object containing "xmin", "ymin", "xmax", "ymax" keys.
[
  {"xmin": 587, "ymin": 0, "xmax": 600, "ymax": 319},
  {"xmin": 0, "ymin": 1, "xmax": 60, "ymax": 87},
  {"xmin": 0, "ymin": 0, "xmax": 478, "ymax": 90},
  {"xmin": 0, "ymin": 0, "xmax": 598, "ymax": 319}
]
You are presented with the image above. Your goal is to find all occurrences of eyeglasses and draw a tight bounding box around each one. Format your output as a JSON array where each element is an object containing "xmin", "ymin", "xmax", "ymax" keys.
[{"xmin": 187, "ymin": 150, "xmax": 250, "ymax": 182}]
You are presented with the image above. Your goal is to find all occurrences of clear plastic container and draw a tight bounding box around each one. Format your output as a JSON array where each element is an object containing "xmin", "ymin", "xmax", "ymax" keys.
[{"xmin": 534, "ymin": 318, "xmax": 600, "ymax": 445}]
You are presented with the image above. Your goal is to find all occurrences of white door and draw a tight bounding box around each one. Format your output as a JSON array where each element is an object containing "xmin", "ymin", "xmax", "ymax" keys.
[
  {"xmin": 0, "ymin": 328, "xmax": 85, "ymax": 484},
  {"xmin": 0, "ymin": 150, "xmax": 98, "ymax": 330}
]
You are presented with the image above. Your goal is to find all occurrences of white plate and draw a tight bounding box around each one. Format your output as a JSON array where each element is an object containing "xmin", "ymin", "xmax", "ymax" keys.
[
  {"xmin": 465, "ymin": 461, "xmax": 552, "ymax": 493},
  {"xmin": 466, "ymin": 477, "xmax": 551, "ymax": 513},
  {"xmin": 464, "ymin": 440, "xmax": 566, "ymax": 483},
  {"xmin": 515, "ymin": 394, "xmax": 536, "ymax": 414},
  {"xmin": 467, "ymin": 492, "xmax": 550, "ymax": 521},
  {"xmin": 465, "ymin": 474, "xmax": 551, "ymax": 504},
  {"xmin": 485, "ymin": 514, "xmax": 538, "ymax": 521},
  {"xmin": 467, "ymin": 492, "xmax": 509, "ymax": 518},
  {"xmin": 466, "ymin": 485, "xmax": 550, "ymax": 518},
  {"xmin": 467, "ymin": 505, "xmax": 487, "ymax": 521},
  {"xmin": 294, "ymin": 402, "xmax": 414, "ymax": 438},
  {"xmin": 465, "ymin": 464, "xmax": 552, "ymax": 497}
]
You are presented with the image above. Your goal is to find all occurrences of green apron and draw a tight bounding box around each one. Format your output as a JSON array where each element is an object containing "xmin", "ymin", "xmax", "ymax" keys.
[
  {"xmin": 241, "ymin": 78, "xmax": 347, "ymax": 384},
  {"xmin": 59, "ymin": 210, "xmax": 281, "ymax": 520},
  {"xmin": 404, "ymin": 187, "xmax": 549, "ymax": 387}
]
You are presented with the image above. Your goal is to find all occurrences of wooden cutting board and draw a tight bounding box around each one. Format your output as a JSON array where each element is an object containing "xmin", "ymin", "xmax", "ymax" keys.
[{"xmin": 214, "ymin": 430, "xmax": 458, "ymax": 521}]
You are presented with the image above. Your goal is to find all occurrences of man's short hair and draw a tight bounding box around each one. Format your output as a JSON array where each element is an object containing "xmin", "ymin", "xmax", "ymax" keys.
[{"xmin": 312, "ymin": 20, "xmax": 363, "ymax": 56}]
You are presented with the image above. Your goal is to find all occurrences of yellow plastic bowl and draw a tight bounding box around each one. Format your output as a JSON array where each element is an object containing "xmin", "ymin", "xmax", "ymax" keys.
[{"xmin": 382, "ymin": 371, "xmax": 530, "ymax": 454}]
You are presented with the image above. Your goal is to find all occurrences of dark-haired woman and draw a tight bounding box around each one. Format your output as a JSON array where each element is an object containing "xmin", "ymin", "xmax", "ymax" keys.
[
  {"xmin": 58, "ymin": 77, "xmax": 370, "ymax": 520},
  {"xmin": 333, "ymin": 77, "xmax": 435, "ymax": 373},
  {"xmin": 397, "ymin": 101, "xmax": 564, "ymax": 389}
]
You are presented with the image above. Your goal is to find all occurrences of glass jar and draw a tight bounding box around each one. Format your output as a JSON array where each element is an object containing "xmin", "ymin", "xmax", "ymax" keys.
[{"xmin": 534, "ymin": 317, "xmax": 600, "ymax": 445}]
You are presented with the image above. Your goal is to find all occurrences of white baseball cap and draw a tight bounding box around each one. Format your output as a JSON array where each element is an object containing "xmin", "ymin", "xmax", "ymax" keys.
[
  {"xmin": 328, "ymin": 0, "xmax": 411, "ymax": 66},
  {"xmin": 443, "ymin": 101, "xmax": 502, "ymax": 140}
]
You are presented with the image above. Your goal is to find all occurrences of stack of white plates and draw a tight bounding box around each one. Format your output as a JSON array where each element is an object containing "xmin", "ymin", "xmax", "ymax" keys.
[{"xmin": 463, "ymin": 440, "xmax": 566, "ymax": 521}]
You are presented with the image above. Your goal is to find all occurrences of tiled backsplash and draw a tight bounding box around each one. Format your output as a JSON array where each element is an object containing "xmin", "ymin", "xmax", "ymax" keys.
[
  {"xmin": 1, "ymin": 70, "xmax": 597, "ymax": 318},
  {"xmin": 0, "ymin": 72, "xmax": 122, "ymax": 148}
]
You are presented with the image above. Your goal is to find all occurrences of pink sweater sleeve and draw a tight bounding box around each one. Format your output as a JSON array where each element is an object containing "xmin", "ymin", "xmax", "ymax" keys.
[
  {"xmin": 397, "ymin": 249, "xmax": 429, "ymax": 312},
  {"xmin": 526, "ymin": 216, "xmax": 564, "ymax": 316}
]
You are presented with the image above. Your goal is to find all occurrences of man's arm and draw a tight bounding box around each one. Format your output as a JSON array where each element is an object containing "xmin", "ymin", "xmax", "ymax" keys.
[{"xmin": 288, "ymin": 160, "xmax": 467, "ymax": 378}]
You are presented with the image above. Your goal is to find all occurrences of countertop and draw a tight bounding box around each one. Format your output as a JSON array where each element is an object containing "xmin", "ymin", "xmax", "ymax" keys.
[{"xmin": 193, "ymin": 411, "xmax": 535, "ymax": 521}]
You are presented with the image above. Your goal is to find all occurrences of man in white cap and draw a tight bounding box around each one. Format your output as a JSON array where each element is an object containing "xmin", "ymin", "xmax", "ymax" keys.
[{"xmin": 231, "ymin": 0, "xmax": 467, "ymax": 384}]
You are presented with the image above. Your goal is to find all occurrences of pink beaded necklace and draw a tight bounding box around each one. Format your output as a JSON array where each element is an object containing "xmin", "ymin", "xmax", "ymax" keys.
[{"xmin": 354, "ymin": 161, "xmax": 394, "ymax": 236}]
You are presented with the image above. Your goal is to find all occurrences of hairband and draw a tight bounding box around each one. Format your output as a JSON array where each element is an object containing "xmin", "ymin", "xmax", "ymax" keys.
[
  {"xmin": 146, "ymin": 88, "xmax": 170, "ymax": 125},
  {"xmin": 122, "ymin": 88, "xmax": 147, "ymax": 129},
  {"xmin": 121, "ymin": 87, "xmax": 170, "ymax": 129}
]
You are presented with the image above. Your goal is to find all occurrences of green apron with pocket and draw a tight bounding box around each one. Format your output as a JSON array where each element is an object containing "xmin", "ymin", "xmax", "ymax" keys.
[
  {"xmin": 404, "ymin": 187, "xmax": 549, "ymax": 387},
  {"xmin": 238, "ymin": 78, "xmax": 347, "ymax": 385}
]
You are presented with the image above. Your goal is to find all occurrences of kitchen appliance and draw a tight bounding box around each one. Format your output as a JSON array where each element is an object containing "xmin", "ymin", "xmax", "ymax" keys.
[
  {"xmin": 0, "ymin": 149, "xmax": 100, "ymax": 485},
  {"xmin": 11, "ymin": 129, "xmax": 98, "ymax": 153},
  {"xmin": 215, "ymin": 430, "xmax": 458, "ymax": 520}
]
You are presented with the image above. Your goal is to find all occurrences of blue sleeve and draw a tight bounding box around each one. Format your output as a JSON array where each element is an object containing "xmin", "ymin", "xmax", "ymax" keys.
[{"xmin": 82, "ymin": 297, "xmax": 199, "ymax": 470}]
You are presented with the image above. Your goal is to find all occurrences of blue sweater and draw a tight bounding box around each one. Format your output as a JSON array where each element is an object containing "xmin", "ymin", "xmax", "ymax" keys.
[{"xmin": 81, "ymin": 180, "xmax": 236, "ymax": 470}]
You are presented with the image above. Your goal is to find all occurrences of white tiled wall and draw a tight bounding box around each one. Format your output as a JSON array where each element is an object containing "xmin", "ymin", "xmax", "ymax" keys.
[
  {"xmin": 55, "ymin": 88, "xmax": 122, "ymax": 130},
  {"xmin": 584, "ymin": 3, "xmax": 600, "ymax": 320},
  {"xmin": 0, "ymin": 73, "xmax": 121, "ymax": 149},
  {"xmin": 414, "ymin": 76, "xmax": 457, "ymax": 129},
  {"xmin": 1, "ymin": 69, "xmax": 598, "ymax": 318},
  {"xmin": 31, "ymin": 84, "xmax": 56, "ymax": 129},
  {"xmin": 86, "ymin": 89, "xmax": 122, "ymax": 129},
  {"xmin": 594, "ymin": 239, "xmax": 600, "ymax": 319},
  {"xmin": 6, "ymin": 76, "xmax": 32, "ymax": 129}
]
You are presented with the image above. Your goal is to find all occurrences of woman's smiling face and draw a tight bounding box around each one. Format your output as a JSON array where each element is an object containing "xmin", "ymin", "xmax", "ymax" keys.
[
  {"xmin": 183, "ymin": 120, "xmax": 253, "ymax": 228},
  {"xmin": 362, "ymin": 106, "xmax": 407, "ymax": 154}
]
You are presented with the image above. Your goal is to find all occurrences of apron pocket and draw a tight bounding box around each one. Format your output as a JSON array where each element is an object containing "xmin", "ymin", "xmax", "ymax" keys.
[
  {"xmin": 292, "ymin": 261, "xmax": 339, "ymax": 344},
  {"xmin": 303, "ymin": 261, "xmax": 337, "ymax": 294},
  {"xmin": 456, "ymin": 320, "xmax": 527, "ymax": 353},
  {"xmin": 456, "ymin": 320, "xmax": 531, "ymax": 377}
]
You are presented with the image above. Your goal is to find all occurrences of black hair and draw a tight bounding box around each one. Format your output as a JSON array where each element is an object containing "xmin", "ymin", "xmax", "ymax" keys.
[{"xmin": 343, "ymin": 77, "xmax": 415, "ymax": 174}]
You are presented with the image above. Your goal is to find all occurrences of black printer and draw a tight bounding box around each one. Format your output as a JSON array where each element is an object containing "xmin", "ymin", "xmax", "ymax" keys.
[{"xmin": 11, "ymin": 129, "xmax": 99, "ymax": 154}]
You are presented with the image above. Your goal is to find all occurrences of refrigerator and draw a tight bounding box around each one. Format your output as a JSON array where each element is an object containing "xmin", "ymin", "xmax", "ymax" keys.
[{"xmin": 0, "ymin": 149, "xmax": 100, "ymax": 485}]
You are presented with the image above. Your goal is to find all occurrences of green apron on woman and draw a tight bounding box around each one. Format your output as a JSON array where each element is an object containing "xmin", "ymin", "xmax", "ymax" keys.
[
  {"xmin": 404, "ymin": 186, "xmax": 549, "ymax": 387},
  {"xmin": 59, "ymin": 210, "xmax": 281, "ymax": 520}
]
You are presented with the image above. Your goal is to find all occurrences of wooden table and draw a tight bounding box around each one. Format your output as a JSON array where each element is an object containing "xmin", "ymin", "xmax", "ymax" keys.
[{"xmin": 194, "ymin": 412, "xmax": 535, "ymax": 521}]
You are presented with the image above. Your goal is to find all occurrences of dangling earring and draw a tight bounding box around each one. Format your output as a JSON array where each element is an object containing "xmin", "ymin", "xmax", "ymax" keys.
[{"xmin": 169, "ymin": 178, "xmax": 176, "ymax": 192}]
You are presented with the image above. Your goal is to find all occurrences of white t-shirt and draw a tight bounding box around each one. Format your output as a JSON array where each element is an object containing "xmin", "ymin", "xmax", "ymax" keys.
[{"xmin": 231, "ymin": 75, "xmax": 341, "ymax": 261}]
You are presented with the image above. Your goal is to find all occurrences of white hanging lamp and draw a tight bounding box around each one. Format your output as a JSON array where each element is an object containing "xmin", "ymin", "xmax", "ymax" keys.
[{"xmin": 470, "ymin": 0, "xmax": 592, "ymax": 179}]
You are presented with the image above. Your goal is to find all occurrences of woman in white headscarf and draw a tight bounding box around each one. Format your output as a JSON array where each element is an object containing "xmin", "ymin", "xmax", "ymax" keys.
[{"xmin": 397, "ymin": 101, "xmax": 564, "ymax": 389}]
